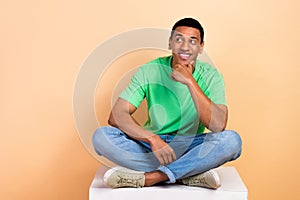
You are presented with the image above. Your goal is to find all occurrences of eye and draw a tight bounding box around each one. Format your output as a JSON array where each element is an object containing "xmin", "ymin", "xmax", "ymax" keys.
[
  {"xmin": 190, "ymin": 39, "xmax": 197, "ymax": 45},
  {"xmin": 175, "ymin": 37, "xmax": 183, "ymax": 43}
]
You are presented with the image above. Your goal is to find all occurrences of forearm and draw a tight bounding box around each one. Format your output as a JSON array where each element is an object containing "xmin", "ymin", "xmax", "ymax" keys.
[
  {"xmin": 109, "ymin": 107, "xmax": 158, "ymax": 144},
  {"xmin": 108, "ymin": 98, "xmax": 176, "ymax": 165},
  {"xmin": 186, "ymin": 78, "xmax": 227, "ymax": 132},
  {"xmin": 109, "ymin": 113, "xmax": 140, "ymax": 128}
]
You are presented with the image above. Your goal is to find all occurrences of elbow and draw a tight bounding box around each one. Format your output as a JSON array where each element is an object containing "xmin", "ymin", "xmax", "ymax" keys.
[
  {"xmin": 214, "ymin": 125, "xmax": 226, "ymax": 133},
  {"xmin": 217, "ymin": 120, "xmax": 227, "ymax": 132},
  {"xmin": 107, "ymin": 118, "xmax": 114, "ymax": 126},
  {"xmin": 108, "ymin": 112, "xmax": 118, "ymax": 128},
  {"xmin": 209, "ymin": 106, "xmax": 228, "ymax": 132},
  {"xmin": 210, "ymin": 127, "xmax": 224, "ymax": 133},
  {"xmin": 216, "ymin": 119, "xmax": 228, "ymax": 132},
  {"xmin": 207, "ymin": 119, "xmax": 227, "ymax": 133}
]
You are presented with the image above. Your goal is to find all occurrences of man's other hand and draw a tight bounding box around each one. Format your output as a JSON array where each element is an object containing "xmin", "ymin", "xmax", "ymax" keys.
[{"xmin": 148, "ymin": 135, "xmax": 177, "ymax": 165}]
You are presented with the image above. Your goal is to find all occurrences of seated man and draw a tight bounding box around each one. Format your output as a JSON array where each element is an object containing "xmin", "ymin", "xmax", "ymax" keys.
[{"xmin": 92, "ymin": 17, "xmax": 242, "ymax": 189}]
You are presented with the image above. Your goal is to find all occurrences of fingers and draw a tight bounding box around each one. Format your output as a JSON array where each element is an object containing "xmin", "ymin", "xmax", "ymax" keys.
[
  {"xmin": 149, "ymin": 135, "xmax": 177, "ymax": 165},
  {"xmin": 163, "ymin": 147, "xmax": 176, "ymax": 165},
  {"xmin": 173, "ymin": 62, "xmax": 193, "ymax": 75},
  {"xmin": 166, "ymin": 148, "xmax": 177, "ymax": 164},
  {"xmin": 156, "ymin": 155, "xmax": 165, "ymax": 166},
  {"xmin": 188, "ymin": 60, "xmax": 194, "ymax": 68},
  {"xmin": 186, "ymin": 61, "xmax": 194, "ymax": 73},
  {"xmin": 158, "ymin": 154, "xmax": 171, "ymax": 166},
  {"xmin": 174, "ymin": 61, "xmax": 194, "ymax": 70},
  {"xmin": 173, "ymin": 63, "xmax": 184, "ymax": 70},
  {"xmin": 171, "ymin": 64, "xmax": 183, "ymax": 82},
  {"xmin": 154, "ymin": 145, "xmax": 177, "ymax": 166}
]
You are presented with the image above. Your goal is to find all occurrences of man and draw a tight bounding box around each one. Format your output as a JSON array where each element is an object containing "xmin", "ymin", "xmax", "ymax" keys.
[{"xmin": 92, "ymin": 18, "xmax": 242, "ymax": 189}]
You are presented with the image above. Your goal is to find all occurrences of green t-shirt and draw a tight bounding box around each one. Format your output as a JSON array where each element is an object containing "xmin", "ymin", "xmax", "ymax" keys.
[{"xmin": 120, "ymin": 56, "xmax": 226, "ymax": 135}]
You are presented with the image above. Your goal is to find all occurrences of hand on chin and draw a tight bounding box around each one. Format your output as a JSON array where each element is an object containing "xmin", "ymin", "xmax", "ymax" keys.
[{"xmin": 176, "ymin": 57, "xmax": 190, "ymax": 66}]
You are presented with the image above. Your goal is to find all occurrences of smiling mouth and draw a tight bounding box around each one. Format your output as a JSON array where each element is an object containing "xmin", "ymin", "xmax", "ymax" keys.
[{"xmin": 178, "ymin": 53, "xmax": 191, "ymax": 60}]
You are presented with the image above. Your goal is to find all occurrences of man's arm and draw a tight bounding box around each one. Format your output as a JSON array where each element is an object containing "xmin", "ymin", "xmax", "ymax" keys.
[
  {"xmin": 171, "ymin": 63, "xmax": 228, "ymax": 132},
  {"xmin": 185, "ymin": 78, "xmax": 228, "ymax": 132},
  {"xmin": 108, "ymin": 98, "xmax": 177, "ymax": 165}
]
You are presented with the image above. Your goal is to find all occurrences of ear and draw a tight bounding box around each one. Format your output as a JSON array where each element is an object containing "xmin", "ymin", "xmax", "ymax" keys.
[
  {"xmin": 199, "ymin": 41, "xmax": 205, "ymax": 54},
  {"xmin": 168, "ymin": 37, "xmax": 172, "ymax": 50}
]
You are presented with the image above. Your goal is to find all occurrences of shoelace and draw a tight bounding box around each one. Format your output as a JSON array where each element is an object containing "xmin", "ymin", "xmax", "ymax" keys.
[
  {"xmin": 117, "ymin": 175, "xmax": 143, "ymax": 187},
  {"xmin": 187, "ymin": 176, "xmax": 208, "ymax": 186}
]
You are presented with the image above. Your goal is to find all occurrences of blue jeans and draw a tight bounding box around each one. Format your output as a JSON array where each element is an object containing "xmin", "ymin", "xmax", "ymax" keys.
[{"xmin": 92, "ymin": 126, "xmax": 242, "ymax": 183}]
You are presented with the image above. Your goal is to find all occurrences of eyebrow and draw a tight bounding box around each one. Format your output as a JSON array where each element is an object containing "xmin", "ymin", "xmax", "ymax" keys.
[
  {"xmin": 174, "ymin": 33, "xmax": 183, "ymax": 37},
  {"xmin": 174, "ymin": 33, "xmax": 199, "ymax": 40}
]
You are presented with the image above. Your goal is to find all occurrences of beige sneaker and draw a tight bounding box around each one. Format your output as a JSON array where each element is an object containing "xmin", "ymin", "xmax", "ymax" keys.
[
  {"xmin": 103, "ymin": 166, "xmax": 145, "ymax": 188},
  {"xmin": 182, "ymin": 170, "xmax": 221, "ymax": 189}
]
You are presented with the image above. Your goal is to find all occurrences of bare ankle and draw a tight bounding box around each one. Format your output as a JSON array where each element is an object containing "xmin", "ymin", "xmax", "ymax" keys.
[{"xmin": 144, "ymin": 171, "xmax": 169, "ymax": 186}]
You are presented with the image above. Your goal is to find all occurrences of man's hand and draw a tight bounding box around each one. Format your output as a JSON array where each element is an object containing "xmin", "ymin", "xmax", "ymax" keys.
[
  {"xmin": 148, "ymin": 135, "xmax": 177, "ymax": 166},
  {"xmin": 171, "ymin": 61, "xmax": 194, "ymax": 85}
]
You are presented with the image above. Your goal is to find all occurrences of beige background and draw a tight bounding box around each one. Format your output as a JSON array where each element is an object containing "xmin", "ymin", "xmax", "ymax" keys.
[{"xmin": 1, "ymin": 0, "xmax": 300, "ymax": 199}]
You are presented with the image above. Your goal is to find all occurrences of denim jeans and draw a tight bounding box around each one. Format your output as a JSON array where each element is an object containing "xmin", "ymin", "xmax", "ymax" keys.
[{"xmin": 92, "ymin": 126, "xmax": 242, "ymax": 183}]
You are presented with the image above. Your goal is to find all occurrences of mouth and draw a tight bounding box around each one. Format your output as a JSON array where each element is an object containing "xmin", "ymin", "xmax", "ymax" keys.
[{"xmin": 177, "ymin": 53, "xmax": 191, "ymax": 61}]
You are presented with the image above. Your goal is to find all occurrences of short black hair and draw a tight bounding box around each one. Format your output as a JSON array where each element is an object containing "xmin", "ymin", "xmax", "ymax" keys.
[{"xmin": 171, "ymin": 17, "xmax": 204, "ymax": 43}]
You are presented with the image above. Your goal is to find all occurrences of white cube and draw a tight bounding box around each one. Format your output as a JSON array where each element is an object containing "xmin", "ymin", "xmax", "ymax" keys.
[{"xmin": 89, "ymin": 166, "xmax": 248, "ymax": 200}]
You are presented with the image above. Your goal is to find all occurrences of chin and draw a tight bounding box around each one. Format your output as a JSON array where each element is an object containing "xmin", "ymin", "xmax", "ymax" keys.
[
  {"xmin": 174, "ymin": 57, "xmax": 188, "ymax": 65},
  {"xmin": 180, "ymin": 59, "xmax": 191, "ymax": 66}
]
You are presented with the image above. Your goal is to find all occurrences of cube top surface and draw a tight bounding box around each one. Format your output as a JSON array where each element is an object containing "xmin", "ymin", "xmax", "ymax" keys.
[{"xmin": 90, "ymin": 166, "xmax": 248, "ymax": 200}]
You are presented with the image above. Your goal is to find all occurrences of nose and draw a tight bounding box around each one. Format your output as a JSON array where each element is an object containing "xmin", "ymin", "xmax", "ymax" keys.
[{"xmin": 180, "ymin": 40, "xmax": 190, "ymax": 51}]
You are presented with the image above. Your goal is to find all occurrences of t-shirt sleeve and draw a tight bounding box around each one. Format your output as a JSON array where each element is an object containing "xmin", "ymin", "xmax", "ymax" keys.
[
  {"xmin": 208, "ymin": 70, "xmax": 227, "ymax": 105},
  {"xmin": 119, "ymin": 68, "xmax": 146, "ymax": 108}
]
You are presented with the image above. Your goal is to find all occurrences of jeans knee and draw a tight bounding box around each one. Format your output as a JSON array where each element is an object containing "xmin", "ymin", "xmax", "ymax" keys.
[
  {"xmin": 92, "ymin": 127, "xmax": 103, "ymax": 146},
  {"xmin": 223, "ymin": 130, "xmax": 242, "ymax": 158},
  {"xmin": 92, "ymin": 126, "xmax": 112, "ymax": 154}
]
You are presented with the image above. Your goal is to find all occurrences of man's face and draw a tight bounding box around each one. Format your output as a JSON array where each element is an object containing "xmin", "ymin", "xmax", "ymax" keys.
[{"xmin": 169, "ymin": 26, "xmax": 204, "ymax": 67}]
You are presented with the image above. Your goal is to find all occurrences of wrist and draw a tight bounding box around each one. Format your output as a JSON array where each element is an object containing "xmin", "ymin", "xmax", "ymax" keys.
[
  {"xmin": 147, "ymin": 134, "xmax": 160, "ymax": 145},
  {"xmin": 185, "ymin": 76, "xmax": 196, "ymax": 87}
]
